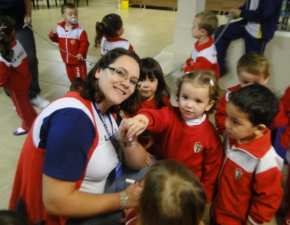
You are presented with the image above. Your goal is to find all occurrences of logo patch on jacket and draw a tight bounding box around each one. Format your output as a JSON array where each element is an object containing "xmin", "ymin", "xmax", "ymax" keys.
[
  {"xmin": 193, "ymin": 142, "xmax": 202, "ymax": 153},
  {"xmin": 235, "ymin": 168, "xmax": 243, "ymax": 179},
  {"xmin": 71, "ymin": 40, "xmax": 75, "ymax": 45}
]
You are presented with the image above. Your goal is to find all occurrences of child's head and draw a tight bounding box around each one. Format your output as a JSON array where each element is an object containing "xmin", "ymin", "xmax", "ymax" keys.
[
  {"xmin": 176, "ymin": 70, "xmax": 220, "ymax": 120},
  {"xmin": 0, "ymin": 14, "xmax": 15, "ymax": 62},
  {"xmin": 138, "ymin": 57, "xmax": 170, "ymax": 108},
  {"xmin": 237, "ymin": 52, "xmax": 270, "ymax": 87},
  {"xmin": 192, "ymin": 11, "xmax": 218, "ymax": 39},
  {"xmin": 61, "ymin": 3, "xmax": 78, "ymax": 25},
  {"xmin": 0, "ymin": 210, "xmax": 29, "ymax": 225},
  {"xmin": 226, "ymin": 83, "xmax": 279, "ymax": 144},
  {"xmin": 94, "ymin": 14, "xmax": 123, "ymax": 48},
  {"xmin": 137, "ymin": 160, "xmax": 207, "ymax": 225}
]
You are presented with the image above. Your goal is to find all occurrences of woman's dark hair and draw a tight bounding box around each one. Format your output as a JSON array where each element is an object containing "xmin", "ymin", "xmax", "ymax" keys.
[
  {"xmin": 139, "ymin": 58, "xmax": 171, "ymax": 109},
  {"xmin": 94, "ymin": 13, "xmax": 123, "ymax": 48},
  {"xmin": 0, "ymin": 14, "xmax": 15, "ymax": 62},
  {"xmin": 76, "ymin": 48, "xmax": 141, "ymax": 116},
  {"xmin": 137, "ymin": 160, "xmax": 207, "ymax": 225},
  {"xmin": 0, "ymin": 210, "xmax": 30, "ymax": 225}
]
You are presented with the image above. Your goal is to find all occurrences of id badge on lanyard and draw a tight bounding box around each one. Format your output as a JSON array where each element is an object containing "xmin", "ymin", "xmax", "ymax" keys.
[{"xmin": 93, "ymin": 102, "xmax": 122, "ymax": 180}]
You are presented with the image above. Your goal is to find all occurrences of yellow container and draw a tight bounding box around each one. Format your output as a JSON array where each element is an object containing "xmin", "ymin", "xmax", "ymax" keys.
[{"xmin": 120, "ymin": 0, "xmax": 129, "ymax": 9}]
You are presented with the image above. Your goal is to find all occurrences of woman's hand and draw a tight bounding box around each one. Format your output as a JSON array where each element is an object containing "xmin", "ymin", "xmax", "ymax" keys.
[
  {"xmin": 125, "ymin": 182, "xmax": 143, "ymax": 208},
  {"xmin": 124, "ymin": 115, "xmax": 149, "ymax": 140}
]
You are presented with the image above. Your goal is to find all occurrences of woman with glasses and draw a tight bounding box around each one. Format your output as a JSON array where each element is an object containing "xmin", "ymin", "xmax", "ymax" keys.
[{"xmin": 9, "ymin": 48, "xmax": 148, "ymax": 225}]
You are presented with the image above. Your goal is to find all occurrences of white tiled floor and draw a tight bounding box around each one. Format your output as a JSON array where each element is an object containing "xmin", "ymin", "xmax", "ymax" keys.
[{"xmin": 0, "ymin": 1, "xmax": 287, "ymax": 224}]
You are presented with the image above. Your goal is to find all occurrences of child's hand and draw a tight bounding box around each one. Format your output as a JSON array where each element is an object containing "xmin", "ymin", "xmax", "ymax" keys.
[
  {"xmin": 125, "ymin": 115, "xmax": 149, "ymax": 141},
  {"xmin": 145, "ymin": 152, "xmax": 154, "ymax": 167},
  {"xmin": 48, "ymin": 29, "xmax": 54, "ymax": 38},
  {"xmin": 76, "ymin": 53, "xmax": 84, "ymax": 60},
  {"xmin": 245, "ymin": 219, "xmax": 252, "ymax": 225},
  {"xmin": 118, "ymin": 208, "xmax": 134, "ymax": 224}
]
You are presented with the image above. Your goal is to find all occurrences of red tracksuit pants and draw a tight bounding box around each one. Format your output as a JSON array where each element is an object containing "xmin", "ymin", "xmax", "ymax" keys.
[
  {"xmin": 65, "ymin": 60, "xmax": 87, "ymax": 82},
  {"xmin": 9, "ymin": 89, "xmax": 38, "ymax": 131}
]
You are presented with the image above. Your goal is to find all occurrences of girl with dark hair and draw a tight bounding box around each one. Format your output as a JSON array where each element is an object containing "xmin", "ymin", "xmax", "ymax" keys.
[
  {"xmin": 9, "ymin": 48, "xmax": 147, "ymax": 225},
  {"xmin": 0, "ymin": 14, "xmax": 37, "ymax": 135},
  {"xmin": 136, "ymin": 57, "xmax": 172, "ymax": 163},
  {"xmin": 94, "ymin": 13, "xmax": 134, "ymax": 56}
]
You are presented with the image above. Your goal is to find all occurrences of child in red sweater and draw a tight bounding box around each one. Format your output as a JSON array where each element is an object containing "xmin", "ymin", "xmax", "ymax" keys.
[
  {"xmin": 211, "ymin": 83, "xmax": 284, "ymax": 225},
  {"xmin": 125, "ymin": 160, "xmax": 207, "ymax": 225},
  {"xmin": 183, "ymin": 11, "xmax": 220, "ymax": 80},
  {"xmin": 48, "ymin": 3, "xmax": 89, "ymax": 83},
  {"xmin": 0, "ymin": 15, "xmax": 37, "ymax": 135},
  {"xmin": 95, "ymin": 13, "xmax": 134, "ymax": 56},
  {"xmin": 124, "ymin": 70, "xmax": 223, "ymax": 204},
  {"xmin": 279, "ymin": 86, "xmax": 290, "ymax": 225},
  {"xmin": 214, "ymin": 52, "xmax": 288, "ymax": 135},
  {"xmin": 137, "ymin": 57, "xmax": 172, "ymax": 164}
]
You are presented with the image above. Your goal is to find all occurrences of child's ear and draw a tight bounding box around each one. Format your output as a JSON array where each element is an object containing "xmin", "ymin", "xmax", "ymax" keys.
[
  {"xmin": 205, "ymin": 100, "xmax": 215, "ymax": 112},
  {"xmin": 254, "ymin": 124, "xmax": 267, "ymax": 136},
  {"xmin": 201, "ymin": 28, "xmax": 207, "ymax": 36}
]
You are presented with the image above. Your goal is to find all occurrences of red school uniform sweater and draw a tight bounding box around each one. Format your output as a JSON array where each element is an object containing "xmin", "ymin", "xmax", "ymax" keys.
[
  {"xmin": 211, "ymin": 129, "xmax": 284, "ymax": 225},
  {"xmin": 214, "ymin": 84, "xmax": 288, "ymax": 135},
  {"xmin": 139, "ymin": 106, "xmax": 223, "ymax": 202},
  {"xmin": 100, "ymin": 35, "xmax": 134, "ymax": 56},
  {"xmin": 183, "ymin": 37, "xmax": 220, "ymax": 80},
  {"xmin": 279, "ymin": 86, "xmax": 290, "ymax": 148},
  {"xmin": 0, "ymin": 39, "xmax": 31, "ymax": 90},
  {"xmin": 50, "ymin": 21, "xmax": 89, "ymax": 64}
]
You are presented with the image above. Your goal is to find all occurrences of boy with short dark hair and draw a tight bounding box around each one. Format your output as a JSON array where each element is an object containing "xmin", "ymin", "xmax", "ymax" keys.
[
  {"xmin": 211, "ymin": 83, "xmax": 284, "ymax": 225},
  {"xmin": 48, "ymin": 3, "xmax": 89, "ymax": 82},
  {"xmin": 183, "ymin": 11, "xmax": 220, "ymax": 80}
]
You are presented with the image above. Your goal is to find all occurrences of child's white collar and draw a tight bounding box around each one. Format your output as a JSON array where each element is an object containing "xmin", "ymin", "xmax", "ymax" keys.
[{"xmin": 184, "ymin": 114, "xmax": 206, "ymax": 126}]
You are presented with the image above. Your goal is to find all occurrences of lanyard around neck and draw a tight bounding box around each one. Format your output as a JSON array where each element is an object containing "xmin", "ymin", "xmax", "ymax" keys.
[{"xmin": 92, "ymin": 102, "xmax": 114, "ymax": 140}]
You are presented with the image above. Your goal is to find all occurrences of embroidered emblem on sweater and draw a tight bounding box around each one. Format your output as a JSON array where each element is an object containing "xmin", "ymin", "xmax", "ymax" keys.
[
  {"xmin": 235, "ymin": 168, "xmax": 243, "ymax": 179},
  {"xmin": 193, "ymin": 142, "xmax": 202, "ymax": 153},
  {"xmin": 71, "ymin": 40, "xmax": 75, "ymax": 45}
]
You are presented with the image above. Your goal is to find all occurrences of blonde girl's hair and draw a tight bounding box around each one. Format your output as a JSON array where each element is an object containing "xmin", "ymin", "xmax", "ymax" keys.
[
  {"xmin": 94, "ymin": 13, "xmax": 123, "ymax": 48},
  {"xmin": 195, "ymin": 11, "xmax": 218, "ymax": 37},
  {"xmin": 176, "ymin": 70, "xmax": 220, "ymax": 114},
  {"xmin": 137, "ymin": 160, "xmax": 207, "ymax": 225},
  {"xmin": 237, "ymin": 52, "xmax": 270, "ymax": 78}
]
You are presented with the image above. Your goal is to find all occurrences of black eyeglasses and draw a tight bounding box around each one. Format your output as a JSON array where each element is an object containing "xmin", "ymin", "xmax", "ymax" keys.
[{"xmin": 105, "ymin": 66, "xmax": 139, "ymax": 86}]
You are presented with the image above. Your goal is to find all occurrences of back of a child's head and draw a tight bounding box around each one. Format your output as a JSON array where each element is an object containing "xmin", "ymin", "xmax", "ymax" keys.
[
  {"xmin": 229, "ymin": 83, "xmax": 279, "ymax": 127},
  {"xmin": 94, "ymin": 13, "xmax": 123, "ymax": 47},
  {"xmin": 61, "ymin": 3, "xmax": 76, "ymax": 14},
  {"xmin": 0, "ymin": 210, "xmax": 29, "ymax": 225},
  {"xmin": 195, "ymin": 11, "xmax": 218, "ymax": 37},
  {"xmin": 140, "ymin": 57, "xmax": 170, "ymax": 107},
  {"xmin": 237, "ymin": 52, "xmax": 270, "ymax": 78},
  {"xmin": 176, "ymin": 70, "xmax": 220, "ymax": 114},
  {"xmin": 137, "ymin": 160, "xmax": 206, "ymax": 225},
  {"xmin": 0, "ymin": 14, "xmax": 15, "ymax": 62}
]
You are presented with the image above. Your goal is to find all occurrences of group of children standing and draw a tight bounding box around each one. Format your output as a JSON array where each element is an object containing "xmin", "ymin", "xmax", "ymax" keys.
[{"xmin": 1, "ymin": 1, "xmax": 290, "ymax": 225}]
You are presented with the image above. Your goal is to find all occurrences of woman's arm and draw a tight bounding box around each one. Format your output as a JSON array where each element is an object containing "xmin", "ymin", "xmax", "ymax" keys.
[
  {"xmin": 118, "ymin": 118, "xmax": 148, "ymax": 170},
  {"xmin": 43, "ymin": 175, "xmax": 142, "ymax": 217}
]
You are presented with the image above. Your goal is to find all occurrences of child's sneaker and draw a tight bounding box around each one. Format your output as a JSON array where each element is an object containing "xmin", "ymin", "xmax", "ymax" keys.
[
  {"xmin": 11, "ymin": 100, "xmax": 16, "ymax": 110},
  {"xmin": 13, "ymin": 127, "xmax": 28, "ymax": 136},
  {"xmin": 30, "ymin": 95, "xmax": 50, "ymax": 109}
]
